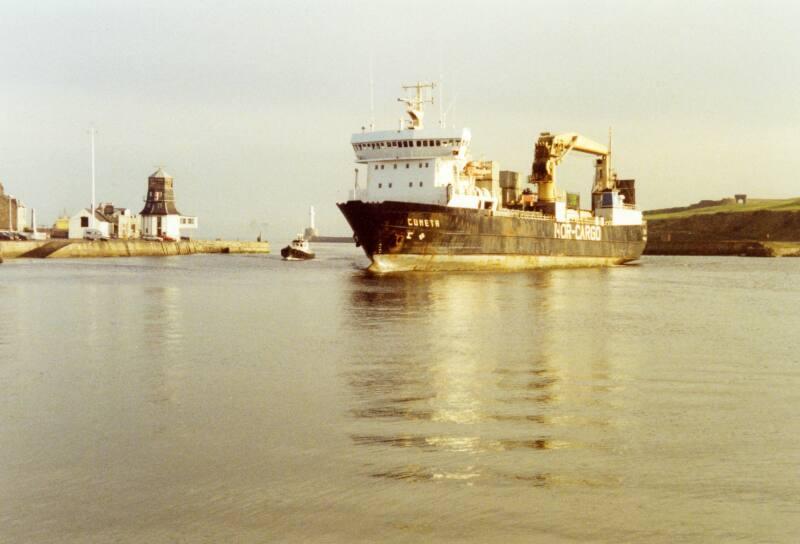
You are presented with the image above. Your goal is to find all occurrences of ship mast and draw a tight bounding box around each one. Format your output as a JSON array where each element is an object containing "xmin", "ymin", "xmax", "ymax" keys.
[{"xmin": 398, "ymin": 82, "xmax": 434, "ymax": 130}]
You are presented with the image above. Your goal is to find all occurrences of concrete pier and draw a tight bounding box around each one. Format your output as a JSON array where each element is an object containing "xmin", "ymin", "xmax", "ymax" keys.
[{"xmin": 0, "ymin": 239, "xmax": 270, "ymax": 260}]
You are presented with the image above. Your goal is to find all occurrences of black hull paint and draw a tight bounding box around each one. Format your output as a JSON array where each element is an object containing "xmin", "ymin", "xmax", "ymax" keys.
[
  {"xmin": 280, "ymin": 246, "xmax": 315, "ymax": 260},
  {"xmin": 337, "ymin": 200, "xmax": 647, "ymax": 272}
]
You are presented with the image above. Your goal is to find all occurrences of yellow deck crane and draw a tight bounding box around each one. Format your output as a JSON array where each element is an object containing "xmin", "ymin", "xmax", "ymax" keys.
[{"xmin": 530, "ymin": 132, "xmax": 617, "ymax": 207}]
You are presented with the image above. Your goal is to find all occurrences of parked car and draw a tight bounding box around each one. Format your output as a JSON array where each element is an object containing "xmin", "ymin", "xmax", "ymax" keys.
[{"xmin": 84, "ymin": 228, "xmax": 109, "ymax": 241}]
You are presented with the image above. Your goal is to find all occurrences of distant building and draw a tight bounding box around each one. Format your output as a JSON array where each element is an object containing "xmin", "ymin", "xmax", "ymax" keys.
[
  {"xmin": 52, "ymin": 214, "xmax": 70, "ymax": 238},
  {"xmin": 99, "ymin": 203, "xmax": 140, "ymax": 239},
  {"xmin": 68, "ymin": 209, "xmax": 111, "ymax": 239},
  {"xmin": 0, "ymin": 182, "xmax": 21, "ymax": 231},
  {"xmin": 735, "ymin": 194, "xmax": 747, "ymax": 205},
  {"xmin": 16, "ymin": 201, "xmax": 29, "ymax": 232},
  {"xmin": 139, "ymin": 168, "xmax": 197, "ymax": 240}
]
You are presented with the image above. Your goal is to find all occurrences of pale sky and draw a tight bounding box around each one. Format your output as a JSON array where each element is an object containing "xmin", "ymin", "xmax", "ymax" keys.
[{"xmin": 1, "ymin": 0, "xmax": 798, "ymax": 240}]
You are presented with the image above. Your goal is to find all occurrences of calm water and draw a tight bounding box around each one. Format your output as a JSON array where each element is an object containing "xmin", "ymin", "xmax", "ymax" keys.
[{"xmin": 1, "ymin": 246, "xmax": 798, "ymax": 543}]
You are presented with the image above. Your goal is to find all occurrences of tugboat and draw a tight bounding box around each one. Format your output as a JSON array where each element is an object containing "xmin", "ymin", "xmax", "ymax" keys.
[
  {"xmin": 337, "ymin": 82, "xmax": 646, "ymax": 272},
  {"xmin": 280, "ymin": 235, "xmax": 315, "ymax": 260}
]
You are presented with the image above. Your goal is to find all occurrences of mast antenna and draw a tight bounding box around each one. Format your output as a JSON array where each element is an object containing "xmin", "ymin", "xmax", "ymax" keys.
[
  {"xmin": 398, "ymin": 81, "xmax": 435, "ymax": 130},
  {"xmin": 438, "ymin": 52, "xmax": 445, "ymax": 128},
  {"xmin": 369, "ymin": 56, "xmax": 375, "ymax": 131}
]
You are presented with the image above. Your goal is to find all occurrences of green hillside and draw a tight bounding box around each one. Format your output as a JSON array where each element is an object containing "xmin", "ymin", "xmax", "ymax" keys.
[{"xmin": 645, "ymin": 198, "xmax": 800, "ymax": 220}]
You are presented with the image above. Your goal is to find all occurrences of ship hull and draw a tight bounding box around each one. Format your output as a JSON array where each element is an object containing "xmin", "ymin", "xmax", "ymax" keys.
[
  {"xmin": 280, "ymin": 246, "xmax": 315, "ymax": 260},
  {"xmin": 337, "ymin": 200, "xmax": 646, "ymax": 273}
]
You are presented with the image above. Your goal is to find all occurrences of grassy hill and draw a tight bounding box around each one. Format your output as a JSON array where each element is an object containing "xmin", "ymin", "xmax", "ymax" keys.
[{"xmin": 645, "ymin": 198, "xmax": 800, "ymax": 220}]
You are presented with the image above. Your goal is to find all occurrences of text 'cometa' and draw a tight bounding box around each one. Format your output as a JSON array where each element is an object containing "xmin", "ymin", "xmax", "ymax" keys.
[{"xmin": 407, "ymin": 218, "xmax": 441, "ymax": 228}]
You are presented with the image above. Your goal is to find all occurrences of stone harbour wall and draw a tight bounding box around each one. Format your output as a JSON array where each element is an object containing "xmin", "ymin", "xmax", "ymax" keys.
[{"xmin": 0, "ymin": 239, "xmax": 270, "ymax": 260}]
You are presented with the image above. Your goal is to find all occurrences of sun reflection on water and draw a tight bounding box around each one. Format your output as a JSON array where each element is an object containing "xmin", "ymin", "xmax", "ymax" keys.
[{"xmin": 342, "ymin": 269, "xmax": 629, "ymax": 487}]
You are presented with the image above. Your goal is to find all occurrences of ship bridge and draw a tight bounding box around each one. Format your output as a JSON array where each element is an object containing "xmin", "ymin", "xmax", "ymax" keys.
[
  {"xmin": 351, "ymin": 127, "xmax": 471, "ymax": 163},
  {"xmin": 349, "ymin": 82, "xmax": 489, "ymax": 208}
]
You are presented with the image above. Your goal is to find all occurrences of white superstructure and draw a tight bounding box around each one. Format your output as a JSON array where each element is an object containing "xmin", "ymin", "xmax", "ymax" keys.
[{"xmin": 350, "ymin": 82, "xmax": 496, "ymax": 210}]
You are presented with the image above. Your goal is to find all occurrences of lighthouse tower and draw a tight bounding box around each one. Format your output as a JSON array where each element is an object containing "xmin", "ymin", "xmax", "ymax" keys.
[
  {"xmin": 303, "ymin": 205, "xmax": 319, "ymax": 240},
  {"xmin": 139, "ymin": 168, "xmax": 197, "ymax": 240}
]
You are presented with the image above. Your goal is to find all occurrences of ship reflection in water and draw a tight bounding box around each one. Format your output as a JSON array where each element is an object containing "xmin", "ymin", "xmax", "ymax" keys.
[{"xmin": 344, "ymin": 269, "xmax": 627, "ymax": 487}]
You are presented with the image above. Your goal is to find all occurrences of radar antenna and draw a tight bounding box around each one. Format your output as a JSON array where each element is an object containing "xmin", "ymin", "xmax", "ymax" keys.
[{"xmin": 398, "ymin": 82, "xmax": 435, "ymax": 130}]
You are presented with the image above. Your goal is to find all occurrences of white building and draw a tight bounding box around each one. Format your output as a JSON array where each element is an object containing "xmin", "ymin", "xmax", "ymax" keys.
[
  {"xmin": 68, "ymin": 209, "xmax": 111, "ymax": 239},
  {"xmin": 98, "ymin": 203, "xmax": 140, "ymax": 239}
]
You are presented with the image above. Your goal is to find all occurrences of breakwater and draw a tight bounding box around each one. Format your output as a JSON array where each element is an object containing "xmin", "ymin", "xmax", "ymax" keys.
[{"xmin": 0, "ymin": 239, "xmax": 269, "ymax": 260}]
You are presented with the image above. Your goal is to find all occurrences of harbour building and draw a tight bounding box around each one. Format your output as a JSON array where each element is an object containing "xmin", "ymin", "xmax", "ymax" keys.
[
  {"xmin": 0, "ymin": 182, "xmax": 22, "ymax": 232},
  {"xmin": 139, "ymin": 168, "xmax": 198, "ymax": 240},
  {"xmin": 68, "ymin": 209, "xmax": 112, "ymax": 239}
]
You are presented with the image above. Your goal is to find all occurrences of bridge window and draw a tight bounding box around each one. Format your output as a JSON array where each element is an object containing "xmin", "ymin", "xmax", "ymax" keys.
[
  {"xmin": 374, "ymin": 164, "xmax": 378, "ymax": 170},
  {"xmin": 406, "ymin": 164, "xmax": 410, "ymax": 168},
  {"xmin": 419, "ymin": 163, "xmax": 422, "ymax": 168},
  {"xmin": 380, "ymin": 164, "xmax": 384, "ymax": 169},
  {"xmin": 409, "ymin": 182, "xmax": 413, "ymax": 188},
  {"xmin": 393, "ymin": 164, "xmax": 397, "ymax": 169},
  {"xmin": 416, "ymin": 141, "xmax": 421, "ymax": 147},
  {"xmin": 378, "ymin": 183, "xmax": 382, "ymax": 188},
  {"xmin": 423, "ymin": 140, "xmax": 428, "ymax": 146},
  {"xmin": 419, "ymin": 181, "xmax": 423, "ymax": 187},
  {"xmin": 425, "ymin": 162, "xmax": 429, "ymax": 167},
  {"xmin": 435, "ymin": 140, "xmax": 441, "ymax": 146},
  {"xmin": 389, "ymin": 183, "xmax": 392, "ymax": 188}
]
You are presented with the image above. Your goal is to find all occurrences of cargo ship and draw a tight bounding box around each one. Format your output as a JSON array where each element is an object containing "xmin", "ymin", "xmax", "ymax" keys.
[{"xmin": 338, "ymin": 83, "xmax": 646, "ymax": 272}]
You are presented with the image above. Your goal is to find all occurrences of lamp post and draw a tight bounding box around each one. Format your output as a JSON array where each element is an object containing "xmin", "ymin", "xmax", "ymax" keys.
[{"xmin": 89, "ymin": 127, "xmax": 96, "ymax": 229}]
